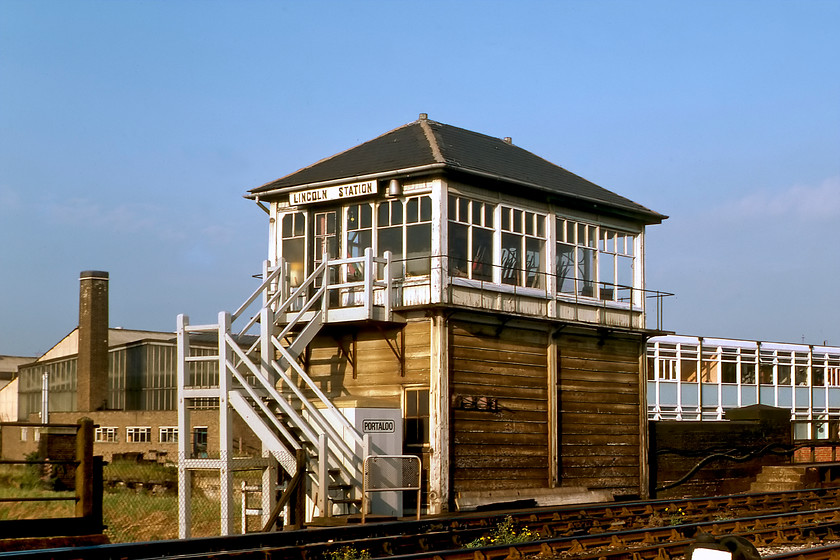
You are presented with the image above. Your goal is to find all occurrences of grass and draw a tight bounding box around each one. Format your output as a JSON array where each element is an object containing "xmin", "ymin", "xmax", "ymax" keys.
[{"xmin": 0, "ymin": 462, "xmax": 262, "ymax": 542}]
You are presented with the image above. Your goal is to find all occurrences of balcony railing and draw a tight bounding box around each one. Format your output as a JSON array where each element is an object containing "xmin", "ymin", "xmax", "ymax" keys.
[{"xmin": 276, "ymin": 254, "xmax": 672, "ymax": 330}]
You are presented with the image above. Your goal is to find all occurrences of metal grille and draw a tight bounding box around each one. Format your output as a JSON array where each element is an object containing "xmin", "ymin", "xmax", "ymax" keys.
[
  {"xmin": 363, "ymin": 455, "xmax": 421, "ymax": 490},
  {"xmin": 362, "ymin": 455, "xmax": 421, "ymax": 523}
]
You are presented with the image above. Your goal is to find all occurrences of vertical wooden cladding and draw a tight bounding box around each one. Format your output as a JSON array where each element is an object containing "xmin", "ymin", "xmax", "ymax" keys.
[
  {"xmin": 305, "ymin": 319, "xmax": 431, "ymax": 405},
  {"xmin": 449, "ymin": 321, "xmax": 549, "ymax": 492},
  {"xmin": 558, "ymin": 331, "xmax": 643, "ymax": 494}
]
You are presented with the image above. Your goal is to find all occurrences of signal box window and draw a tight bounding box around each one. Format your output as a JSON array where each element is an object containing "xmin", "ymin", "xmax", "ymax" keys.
[{"xmin": 404, "ymin": 388, "xmax": 429, "ymax": 448}]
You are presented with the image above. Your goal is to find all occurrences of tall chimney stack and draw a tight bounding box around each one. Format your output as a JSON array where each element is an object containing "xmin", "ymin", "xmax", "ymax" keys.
[{"xmin": 77, "ymin": 271, "xmax": 109, "ymax": 412}]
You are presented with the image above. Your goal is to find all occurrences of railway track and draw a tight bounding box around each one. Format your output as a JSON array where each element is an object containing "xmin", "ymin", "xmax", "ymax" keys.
[{"xmin": 6, "ymin": 488, "xmax": 840, "ymax": 560}]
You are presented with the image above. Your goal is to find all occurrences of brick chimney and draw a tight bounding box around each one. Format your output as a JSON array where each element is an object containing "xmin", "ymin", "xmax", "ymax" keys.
[{"xmin": 77, "ymin": 270, "xmax": 109, "ymax": 412}]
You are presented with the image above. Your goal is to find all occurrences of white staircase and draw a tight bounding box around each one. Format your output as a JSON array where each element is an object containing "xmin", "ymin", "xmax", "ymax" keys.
[{"xmin": 176, "ymin": 249, "xmax": 394, "ymax": 537}]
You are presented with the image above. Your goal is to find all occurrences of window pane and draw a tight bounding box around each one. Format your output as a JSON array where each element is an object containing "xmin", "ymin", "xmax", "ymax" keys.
[
  {"xmin": 283, "ymin": 238, "xmax": 305, "ymax": 287},
  {"xmin": 407, "ymin": 197, "xmax": 418, "ymax": 222},
  {"xmin": 472, "ymin": 228, "xmax": 493, "ymax": 282},
  {"xmin": 741, "ymin": 363, "xmax": 756, "ymax": 384},
  {"xmin": 578, "ymin": 247, "xmax": 595, "ymax": 296},
  {"xmin": 617, "ymin": 255, "xmax": 633, "ymax": 289},
  {"xmin": 378, "ymin": 201, "xmax": 389, "ymax": 226},
  {"xmin": 449, "ymin": 222, "xmax": 469, "ymax": 277},
  {"xmin": 556, "ymin": 243, "xmax": 575, "ymax": 293},
  {"xmin": 525, "ymin": 212, "xmax": 534, "ymax": 236},
  {"xmin": 598, "ymin": 253, "xmax": 615, "ymax": 299},
  {"xmin": 417, "ymin": 196, "xmax": 430, "ymax": 221},
  {"xmin": 406, "ymin": 223, "xmax": 431, "ymax": 275},
  {"xmin": 501, "ymin": 232, "xmax": 520, "ymax": 285},
  {"xmin": 282, "ymin": 214, "xmax": 293, "ymax": 238},
  {"xmin": 525, "ymin": 237, "xmax": 543, "ymax": 289},
  {"xmin": 378, "ymin": 226, "xmax": 403, "ymax": 260}
]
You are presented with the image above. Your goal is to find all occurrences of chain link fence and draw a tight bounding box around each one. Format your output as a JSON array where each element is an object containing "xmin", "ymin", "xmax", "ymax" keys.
[{"xmin": 102, "ymin": 459, "xmax": 265, "ymax": 542}]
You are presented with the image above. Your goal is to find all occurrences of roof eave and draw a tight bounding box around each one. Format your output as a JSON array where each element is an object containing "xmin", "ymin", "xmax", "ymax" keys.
[
  {"xmin": 446, "ymin": 167, "xmax": 667, "ymax": 225},
  {"xmin": 246, "ymin": 163, "xmax": 448, "ymax": 201}
]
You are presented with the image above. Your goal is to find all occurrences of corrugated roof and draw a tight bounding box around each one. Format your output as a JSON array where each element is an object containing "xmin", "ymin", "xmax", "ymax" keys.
[{"xmin": 248, "ymin": 116, "xmax": 665, "ymax": 223}]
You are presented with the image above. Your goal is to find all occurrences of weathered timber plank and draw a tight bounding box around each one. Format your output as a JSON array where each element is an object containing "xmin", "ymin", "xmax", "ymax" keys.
[
  {"xmin": 560, "ymin": 454, "xmax": 640, "ymax": 466},
  {"xmin": 454, "ymin": 431, "xmax": 547, "ymax": 445},
  {"xmin": 559, "ymin": 475, "xmax": 639, "ymax": 490},
  {"xmin": 451, "ymin": 409, "xmax": 548, "ymax": 422},
  {"xmin": 559, "ymin": 465, "xmax": 639, "ymax": 478},
  {"xmin": 450, "ymin": 384, "xmax": 548, "ymax": 401},
  {"xmin": 557, "ymin": 335, "xmax": 641, "ymax": 357},
  {"xmin": 557, "ymin": 380, "xmax": 638, "ymax": 394},
  {"xmin": 560, "ymin": 422, "xmax": 639, "ymax": 435},
  {"xmin": 560, "ymin": 434, "xmax": 640, "ymax": 446},
  {"xmin": 453, "ymin": 454, "xmax": 551, "ymax": 468},
  {"xmin": 454, "ymin": 478, "xmax": 545, "ymax": 492},
  {"xmin": 559, "ymin": 403, "xmax": 640, "ymax": 415},
  {"xmin": 453, "ymin": 467, "xmax": 548, "ymax": 481},
  {"xmin": 451, "ymin": 347, "xmax": 546, "ymax": 365},
  {"xmin": 453, "ymin": 419, "xmax": 547, "ymax": 435},
  {"xmin": 559, "ymin": 390, "xmax": 640, "ymax": 404},
  {"xmin": 452, "ymin": 322, "xmax": 548, "ymax": 343},
  {"xmin": 455, "ymin": 444, "xmax": 551, "ymax": 457},
  {"xmin": 450, "ymin": 353, "xmax": 546, "ymax": 378}
]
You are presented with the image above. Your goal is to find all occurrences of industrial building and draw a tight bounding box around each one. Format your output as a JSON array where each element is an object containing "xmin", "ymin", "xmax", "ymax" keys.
[{"xmin": 647, "ymin": 335, "xmax": 840, "ymax": 433}]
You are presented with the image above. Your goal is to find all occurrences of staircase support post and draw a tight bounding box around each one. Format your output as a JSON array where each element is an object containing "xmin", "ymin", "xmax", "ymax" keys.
[
  {"xmin": 177, "ymin": 314, "xmax": 193, "ymax": 539},
  {"xmin": 318, "ymin": 432, "xmax": 329, "ymax": 517},
  {"xmin": 218, "ymin": 311, "xmax": 234, "ymax": 535}
]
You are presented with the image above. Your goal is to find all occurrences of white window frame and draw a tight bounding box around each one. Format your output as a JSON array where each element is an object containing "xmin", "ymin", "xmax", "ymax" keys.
[
  {"xmin": 126, "ymin": 426, "xmax": 151, "ymax": 443},
  {"xmin": 159, "ymin": 426, "xmax": 179, "ymax": 444},
  {"xmin": 95, "ymin": 427, "xmax": 119, "ymax": 443}
]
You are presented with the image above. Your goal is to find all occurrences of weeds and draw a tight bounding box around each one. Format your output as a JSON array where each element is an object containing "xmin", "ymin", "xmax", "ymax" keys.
[
  {"xmin": 324, "ymin": 546, "xmax": 372, "ymax": 560},
  {"xmin": 466, "ymin": 516, "xmax": 538, "ymax": 548}
]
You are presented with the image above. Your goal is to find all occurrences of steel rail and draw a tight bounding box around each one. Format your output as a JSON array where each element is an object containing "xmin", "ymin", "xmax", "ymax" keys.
[{"xmin": 4, "ymin": 488, "xmax": 840, "ymax": 560}]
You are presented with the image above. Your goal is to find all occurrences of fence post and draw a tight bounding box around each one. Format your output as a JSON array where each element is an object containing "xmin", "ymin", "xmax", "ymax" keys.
[{"xmin": 75, "ymin": 417, "xmax": 94, "ymax": 522}]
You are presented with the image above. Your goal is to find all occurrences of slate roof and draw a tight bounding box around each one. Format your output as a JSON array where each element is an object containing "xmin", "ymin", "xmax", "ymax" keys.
[{"xmin": 248, "ymin": 116, "xmax": 665, "ymax": 224}]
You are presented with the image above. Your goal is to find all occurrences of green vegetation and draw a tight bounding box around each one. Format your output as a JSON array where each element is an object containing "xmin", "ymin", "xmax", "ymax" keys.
[
  {"xmin": 324, "ymin": 546, "xmax": 372, "ymax": 560},
  {"xmin": 465, "ymin": 516, "xmax": 539, "ymax": 548},
  {"xmin": 0, "ymin": 460, "xmax": 262, "ymax": 542}
]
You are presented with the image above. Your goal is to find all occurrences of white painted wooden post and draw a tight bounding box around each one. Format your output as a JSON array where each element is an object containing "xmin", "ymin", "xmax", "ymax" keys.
[
  {"xmin": 176, "ymin": 314, "xmax": 192, "ymax": 539},
  {"xmin": 364, "ymin": 247, "xmax": 373, "ymax": 319},
  {"xmin": 547, "ymin": 332, "xmax": 559, "ymax": 487},
  {"xmin": 218, "ymin": 312, "xmax": 233, "ymax": 535},
  {"xmin": 261, "ymin": 260, "xmax": 275, "ymax": 385},
  {"xmin": 317, "ymin": 432, "xmax": 329, "ymax": 517},
  {"xmin": 321, "ymin": 251, "xmax": 330, "ymax": 316},
  {"xmin": 428, "ymin": 313, "xmax": 450, "ymax": 514},
  {"xmin": 431, "ymin": 179, "xmax": 445, "ymax": 305},
  {"xmin": 383, "ymin": 251, "xmax": 393, "ymax": 319}
]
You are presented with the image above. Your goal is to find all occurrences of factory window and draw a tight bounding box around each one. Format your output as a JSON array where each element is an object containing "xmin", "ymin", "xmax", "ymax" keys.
[
  {"xmin": 828, "ymin": 367, "xmax": 840, "ymax": 386},
  {"xmin": 448, "ymin": 195, "xmax": 494, "ymax": 281},
  {"xmin": 159, "ymin": 427, "xmax": 178, "ymax": 443},
  {"xmin": 126, "ymin": 427, "xmax": 151, "ymax": 443},
  {"xmin": 280, "ymin": 211, "xmax": 307, "ymax": 287},
  {"xmin": 500, "ymin": 206, "xmax": 546, "ymax": 288},
  {"xmin": 95, "ymin": 427, "xmax": 118, "ymax": 443},
  {"xmin": 193, "ymin": 427, "xmax": 208, "ymax": 458},
  {"xmin": 404, "ymin": 387, "xmax": 430, "ymax": 449}
]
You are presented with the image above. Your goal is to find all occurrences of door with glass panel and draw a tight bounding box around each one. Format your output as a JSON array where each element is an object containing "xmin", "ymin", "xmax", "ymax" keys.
[{"xmin": 313, "ymin": 209, "xmax": 340, "ymax": 300}]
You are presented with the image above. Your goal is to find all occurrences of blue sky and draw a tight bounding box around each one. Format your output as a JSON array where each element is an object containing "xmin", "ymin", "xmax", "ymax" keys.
[{"xmin": 1, "ymin": 0, "xmax": 838, "ymax": 356}]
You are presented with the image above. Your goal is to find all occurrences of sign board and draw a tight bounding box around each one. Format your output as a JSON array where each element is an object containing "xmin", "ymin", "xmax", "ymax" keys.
[
  {"xmin": 362, "ymin": 419, "xmax": 395, "ymax": 434},
  {"xmin": 290, "ymin": 180, "xmax": 377, "ymax": 206}
]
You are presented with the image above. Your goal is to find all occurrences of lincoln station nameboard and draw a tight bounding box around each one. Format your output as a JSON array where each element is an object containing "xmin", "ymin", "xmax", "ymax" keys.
[{"xmin": 290, "ymin": 180, "xmax": 377, "ymax": 206}]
